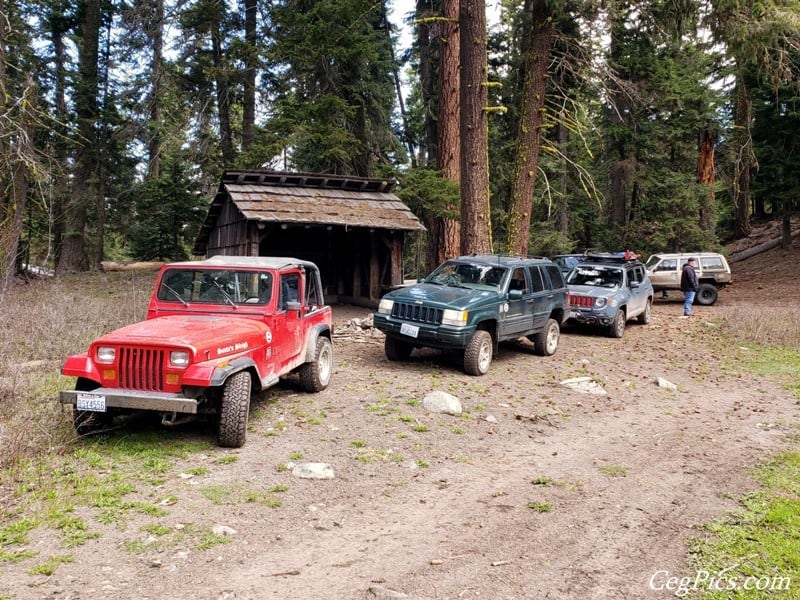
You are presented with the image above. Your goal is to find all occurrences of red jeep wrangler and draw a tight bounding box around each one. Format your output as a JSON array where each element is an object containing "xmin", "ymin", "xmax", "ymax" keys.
[{"xmin": 59, "ymin": 256, "xmax": 333, "ymax": 447}]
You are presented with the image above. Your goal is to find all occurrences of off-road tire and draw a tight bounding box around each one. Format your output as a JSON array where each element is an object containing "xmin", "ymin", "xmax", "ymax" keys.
[
  {"xmin": 217, "ymin": 371, "xmax": 251, "ymax": 448},
  {"xmin": 385, "ymin": 336, "xmax": 413, "ymax": 362},
  {"xmin": 637, "ymin": 299, "xmax": 652, "ymax": 324},
  {"xmin": 532, "ymin": 319, "xmax": 560, "ymax": 356},
  {"xmin": 695, "ymin": 284, "xmax": 718, "ymax": 306},
  {"xmin": 464, "ymin": 330, "xmax": 493, "ymax": 376},
  {"xmin": 608, "ymin": 309, "xmax": 626, "ymax": 338},
  {"xmin": 72, "ymin": 378, "xmax": 114, "ymax": 436},
  {"xmin": 299, "ymin": 336, "xmax": 333, "ymax": 392}
]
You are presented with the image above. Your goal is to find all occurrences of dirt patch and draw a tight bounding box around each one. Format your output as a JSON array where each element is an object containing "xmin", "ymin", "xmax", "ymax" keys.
[{"xmin": 4, "ymin": 250, "xmax": 799, "ymax": 600}]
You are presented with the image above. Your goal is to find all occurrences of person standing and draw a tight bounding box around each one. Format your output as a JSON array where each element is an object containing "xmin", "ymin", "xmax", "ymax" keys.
[{"xmin": 680, "ymin": 258, "xmax": 699, "ymax": 316}]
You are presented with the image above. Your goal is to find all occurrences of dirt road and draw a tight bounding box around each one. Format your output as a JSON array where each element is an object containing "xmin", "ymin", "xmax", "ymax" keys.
[{"xmin": 5, "ymin": 297, "xmax": 797, "ymax": 600}]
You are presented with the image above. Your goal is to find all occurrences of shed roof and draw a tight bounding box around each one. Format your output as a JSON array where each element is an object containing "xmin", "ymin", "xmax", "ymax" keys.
[{"xmin": 194, "ymin": 170, "xmax": 425, "ymax": 254}]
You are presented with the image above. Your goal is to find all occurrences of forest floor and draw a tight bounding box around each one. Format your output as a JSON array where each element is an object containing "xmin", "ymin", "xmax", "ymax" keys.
[{"xmin": 3, "ymin": 240, "xmax": 799, "ymax": 600}]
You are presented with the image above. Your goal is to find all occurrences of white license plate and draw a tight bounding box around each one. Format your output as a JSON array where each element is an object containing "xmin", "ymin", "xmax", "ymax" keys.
[
  {"xmin": 76, "ymin": 393, "xmax": 107, "ymax": 412},
  {"xmin": 400, "ymin": 323, "xmax": 419, "ymax": 338}
]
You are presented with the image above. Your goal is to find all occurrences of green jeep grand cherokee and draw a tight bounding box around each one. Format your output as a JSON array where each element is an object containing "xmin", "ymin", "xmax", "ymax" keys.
[{"xmin": 372, "ymin": 255, "xmax": 569, "ymax": 375}]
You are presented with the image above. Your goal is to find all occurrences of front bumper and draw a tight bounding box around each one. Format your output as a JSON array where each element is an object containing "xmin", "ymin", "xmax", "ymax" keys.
[
  {"xmin": 373, "ymin": 314, "xmax": 474, "ymax": 349},
  {"xmin": 60, "ymin": 388, "xmax": 199, "ymax": 414},
  {"xmin": 568, "ymin": 309, "xmax": 614, "ymax": 327}
]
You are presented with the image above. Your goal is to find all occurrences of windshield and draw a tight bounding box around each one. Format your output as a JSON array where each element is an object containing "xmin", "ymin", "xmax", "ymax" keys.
[
  {"xmin": 425, "ymin": 261, "xmax": 508, "ymax": 289},
  {"xmin": 156, "ymin": 268, "xmax": 273, "ymax": 305},
  {"xmin": 566, "ymin": 266, "xmax": 623, "ymax": 288}
]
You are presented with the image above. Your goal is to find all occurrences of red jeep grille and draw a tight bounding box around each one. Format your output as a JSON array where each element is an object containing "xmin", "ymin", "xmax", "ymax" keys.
[
  {"xmin": 391, "ymin": 302, "xmax": 443, "ymax": 325},
  {"xmin": 569, "ymin": 294, "xmax": 594, "ymax": 308},
  {"xmin": 118, "ymin": 347, "xmax": 165, "ymax": 391}
]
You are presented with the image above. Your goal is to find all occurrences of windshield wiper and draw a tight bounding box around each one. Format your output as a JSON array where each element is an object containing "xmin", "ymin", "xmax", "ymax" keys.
[
  {"xmin": 162, "ymin": 283, "xmax": 189, "ymax": 307},
  {"xmin": 211, "ymin": 279, "xmax": 237, "ymax": 309}
]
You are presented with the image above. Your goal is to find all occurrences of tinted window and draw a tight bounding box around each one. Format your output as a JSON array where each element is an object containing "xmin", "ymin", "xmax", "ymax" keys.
[
  {"xmin": 280, "ymin": 273, "xmax": 300, "ymax": 309},
  {"xmin": 544, "ymin": 265, "xmax": 564, "ymax": 289},
  {"xmin": 528, "ymin": 267, "xmax": 545, "ymax": 292}
]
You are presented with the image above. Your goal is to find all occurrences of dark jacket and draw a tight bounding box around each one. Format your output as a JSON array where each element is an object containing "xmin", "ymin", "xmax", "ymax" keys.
[{"xmin": 680, "ymin": 262, "xmax": 698, "ymax": 292}]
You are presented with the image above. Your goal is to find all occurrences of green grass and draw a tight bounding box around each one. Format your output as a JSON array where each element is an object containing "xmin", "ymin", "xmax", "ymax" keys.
[
  {"xmin": 598, "ymin": 465, "xmax": 628, "ymax": 477},
  {"xmin": 732, "ymin": 345, "xmax": 800, "ymax": 399},
  {"xmin": 527, "ymin": 501, "xmax": 552, "ymax": 513},
  {"xmin": 686, "ymin": 451, "xmax": 800, "ymax": 598}
]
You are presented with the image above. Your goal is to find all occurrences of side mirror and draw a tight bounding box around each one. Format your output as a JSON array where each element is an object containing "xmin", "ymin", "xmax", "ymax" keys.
[
  {"xmin": 508, "ymin": 289, "xmax": 524, "ymax": 300},
  {"xmin": 630, "ymin": 281, "xmax": 640, "ymax": 289},
  {"xmin": 286, "ymin": 301, "xmax": 302, "ymax": 312}
]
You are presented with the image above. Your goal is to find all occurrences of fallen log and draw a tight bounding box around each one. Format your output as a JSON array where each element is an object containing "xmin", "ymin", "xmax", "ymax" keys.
[{"xmin": 729, "ymin": 238, "xmax": 782, "ymax": 263}]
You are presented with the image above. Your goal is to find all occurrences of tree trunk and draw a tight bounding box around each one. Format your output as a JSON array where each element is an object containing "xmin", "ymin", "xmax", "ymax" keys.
[
  {"xmin": 57, "ymin": 0, "xmax": 101, "ymax": 274},
  {"xmin": 416, "ymin": 0, "xmax": 435, "ymax": 168},
  {"xmin": 426, "ymin": 0, "xmax": 461, "ymax": 270},
  {"xmin": 505, "ymin": 0, "xmax": 553, "ymax": 256},
  {"xmin": 242, "ymin": 0, "xmax": 256, "ymax": 152},
  {"xmin": 50, "ymin": 13, "xmax": 70, "ymax": 267},
  {"xmin": 555, "ymin": 122, "xmax": 569, "ymax": 234},
  {"xmin": 211, "ymin": 9, "xmax": 235, "ymax": 164},
  {"xmin": 697, "ymin": 128, "xmax": 716, "ymax": 231},
  {"xmin": 732, "ymin": 67, "xmax": 752, "ymax": 239},
  {"xmin": 459, "ymin": 0, "xmax": 492, "ymax": 255},
  {"xmin": 148, "ymin": 0, "xmax": 164, "ymax": 179}
]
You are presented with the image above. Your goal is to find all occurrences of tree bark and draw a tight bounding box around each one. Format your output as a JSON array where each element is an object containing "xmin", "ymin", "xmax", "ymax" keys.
[
  {"xmin": 459, "ymin": 0, "xmax": 492, "ymax": 255},
  {"xmin": 697, "ymin": 128, "xmax": 716, "ymax": 231},
  {"xmin": 732, "ymin": 66, "xmax": 752, "ymax": 239},
  {"xmin": 416, "ymin": 0, "xmax": 435, "ymax": 168},
  {"xmin": 242, "ymin": 0, "xmax": 256, "ymax": 152},
  {"xmin": 505, "ymin": 0, "xmax": 553, "ymax": 256},
  {"xmin": 148, "ymin": 0, "xmax": 164, "ymax": 179},
  {"xmin": 211, "ymin": 6, "xmax": 235, "ymax": 164},
  {"xmin": 426, "ymin": 0, "xmax": 461, "ymax": 270},
  {"xmin": 57, "ymin": 0, "xmax": 101, "ymax": 274}
]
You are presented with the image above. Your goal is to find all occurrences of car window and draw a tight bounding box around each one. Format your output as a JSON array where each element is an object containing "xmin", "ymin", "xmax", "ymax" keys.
[
  {"xmin": 280, "ymin": 273, "xmax": 300, "ymax": 309},
  {"xmin": 509, "ymin": 268, "xmax": 529, "ymax": 293},
  {"xmin": 655, "ymin": 259, "xmax": 677, "ymax": 272},
  {"xmin": 700, "ymin": 256, "xmax": 725, "ymax": 271},
  {"xmin": 544, "ymin": 265, "xmax": 564, "ymax": 289},
  {"xmin": 528, "ymin": 267, "xmax": 545, "ymax": 292}
]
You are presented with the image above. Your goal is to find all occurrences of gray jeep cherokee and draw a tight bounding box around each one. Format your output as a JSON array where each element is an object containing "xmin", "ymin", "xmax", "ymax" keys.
[
  {"xmin": 373, "ymin": 255, "xmax": 568, "ymax": 375},
  {"xmin": 566, "ymin": 254, "xmax": 654, "ymax": 338}
]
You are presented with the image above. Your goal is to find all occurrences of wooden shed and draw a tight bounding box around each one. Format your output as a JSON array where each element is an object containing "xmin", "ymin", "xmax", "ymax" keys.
[{"xmin": 193, "ymin": 169, "xmax": 425, "ymax": 307}]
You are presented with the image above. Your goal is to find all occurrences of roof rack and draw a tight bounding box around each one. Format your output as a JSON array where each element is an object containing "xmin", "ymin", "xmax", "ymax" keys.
[{"xmin": 581, "ymin": 252, "xmax": 638, "ymax": 264}]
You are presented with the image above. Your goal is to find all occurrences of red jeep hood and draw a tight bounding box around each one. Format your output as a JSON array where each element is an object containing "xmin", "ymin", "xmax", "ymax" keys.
[{"xmin": 94, "ymin": 315, "xmax": 267, "ymax": 354}]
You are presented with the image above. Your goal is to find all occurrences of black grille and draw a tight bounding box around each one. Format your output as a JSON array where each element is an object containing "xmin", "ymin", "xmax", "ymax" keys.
[
  {"xmin": 391, "ymin": 303, "xmax": 443, "ymax": 325},
  {"xmin": 118, "ymin": 347, "xmax": 166, "ymax": 391}
]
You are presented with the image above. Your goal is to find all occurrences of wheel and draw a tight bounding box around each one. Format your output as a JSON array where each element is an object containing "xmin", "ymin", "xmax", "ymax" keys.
[
  {"xmin": 72, "ymin": 378, "xmax": 114, "ymax": 436},
  {"xmin": 464, "ymin": 330, "xmax": 493, "ymax": 376},
  {"xmin": 637, "ymin": 299, "xmax": 652, "ymax": 324},
  {"xmin": 217, "ymin": 371, "xmax": 251, "ymax": 448},
  {"xmin": 299, "ymin": 336, "xmax": 333, "ymax": 392},
  {"xmin": 608, "ymin": 309, "xmax": 626, "ymax": 338},
  {"xmin": 385, "ymin": 336, "xmax": 413, "ymax": 362},
  {"xmin": 532, "ymin": 319, "xmax": 560, "ymax": 356},
  {"xmin": 695, "ymin": 283, "xmax": 718, "ymax": 306}
]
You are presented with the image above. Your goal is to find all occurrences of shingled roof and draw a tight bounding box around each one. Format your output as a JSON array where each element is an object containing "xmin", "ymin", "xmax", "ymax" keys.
[{"xmin": 194, "ymin": 170, "xmax": 425, "ymax": 253}]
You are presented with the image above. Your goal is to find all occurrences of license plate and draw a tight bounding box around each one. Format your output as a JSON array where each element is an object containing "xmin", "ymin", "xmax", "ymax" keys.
[
  {"xmin": 76, "ymin": 393, "xmax": 106, "ymax": 412},
  {"xmin": 400, "ymin": 323, "xmax": 419, "ymax": 338}
]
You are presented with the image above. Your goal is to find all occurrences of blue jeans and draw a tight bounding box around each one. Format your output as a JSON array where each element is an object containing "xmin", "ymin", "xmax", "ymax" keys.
[{"xmin": 683, "ymin": 290, "xmax": 696, "ymax": 315}]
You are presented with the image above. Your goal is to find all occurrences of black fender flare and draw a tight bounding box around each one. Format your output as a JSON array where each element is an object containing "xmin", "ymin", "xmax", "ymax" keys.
[{"xmin": 303, "ymin": 324, "xmax": 332, "ymax": 363}]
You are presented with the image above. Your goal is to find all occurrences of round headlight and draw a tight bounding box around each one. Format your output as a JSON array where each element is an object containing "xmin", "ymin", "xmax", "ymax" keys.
[
  {"xmin": 170, "ymin": 351, "xmax": 190, "ymax": 368},
  {"xmin": 594, "ymin": 297, "xmax": 608, "ymax": 308}
]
